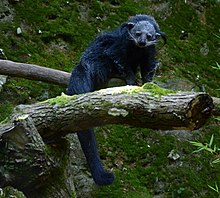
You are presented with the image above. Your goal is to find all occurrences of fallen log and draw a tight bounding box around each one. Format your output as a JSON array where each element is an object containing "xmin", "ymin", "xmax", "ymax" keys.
[{"xmin": 1, "ymin": 84, "xmax": 213, "ymax": 141}]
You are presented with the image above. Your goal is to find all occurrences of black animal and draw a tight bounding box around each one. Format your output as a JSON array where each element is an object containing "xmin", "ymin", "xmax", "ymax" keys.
[{"xmin": 67, "ymin": 14, "xmax": 166, "ymax": 185}]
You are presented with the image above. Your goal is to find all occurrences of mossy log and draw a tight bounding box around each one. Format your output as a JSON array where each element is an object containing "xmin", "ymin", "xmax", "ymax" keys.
[
  {"xmin": 0, "ymin": 83, "xmax": 214, "ymax": 197},
  {"xmin": 0, "ymin": 84, "xmax": 214, "ymax": 139}
]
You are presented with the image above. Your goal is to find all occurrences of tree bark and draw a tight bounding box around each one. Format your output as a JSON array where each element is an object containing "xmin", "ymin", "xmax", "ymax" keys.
[
  {"xmin": 0, "ymin": 59, "xmax": 70, "ymax": 87},
  {"xmin": 1, "ymin": 85, "xmax": 214, "ymax": 139},
  {"xmin": 0, "ymin": 117, "xmax": 76, "ymax": 198}
]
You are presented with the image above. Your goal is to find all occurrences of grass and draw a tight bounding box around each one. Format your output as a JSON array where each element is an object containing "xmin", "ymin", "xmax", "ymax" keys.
[
  {"xmin": 95, "ymin": 123, "xmax": 220, "ymax": 197},
  {"xmin": 190, "ymin": 134, "xmax": 220, "ymax": 196}
]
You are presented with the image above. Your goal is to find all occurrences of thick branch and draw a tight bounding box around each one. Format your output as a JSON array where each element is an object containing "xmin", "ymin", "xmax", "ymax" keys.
[
  {"xmin": 0, "ymin": 85, "xmax": 213, "ymax": 141},
  {"xmin": 0, "ymin": 59, "xmax": 70, "ymax": 86}
]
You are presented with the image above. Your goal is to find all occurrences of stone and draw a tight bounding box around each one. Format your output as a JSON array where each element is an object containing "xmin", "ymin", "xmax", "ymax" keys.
[
  {"xmin": 0, "ymin": 75, "xmax": 7, "ymax": 92},
  {"xmin": 0, "ymin": 0, "xmax": 15, "ymax": 22}
]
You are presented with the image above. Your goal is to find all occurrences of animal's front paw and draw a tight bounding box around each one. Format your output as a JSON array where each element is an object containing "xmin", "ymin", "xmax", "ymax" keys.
[{"xmin": 94, "ymin": 171, "xmax": 115, "ymax": 185}]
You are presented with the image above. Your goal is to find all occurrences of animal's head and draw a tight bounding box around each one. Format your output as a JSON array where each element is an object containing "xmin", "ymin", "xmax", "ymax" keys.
[{"xmin": 124, "ymin": 15, "xmax": 166, "ymax": 48}]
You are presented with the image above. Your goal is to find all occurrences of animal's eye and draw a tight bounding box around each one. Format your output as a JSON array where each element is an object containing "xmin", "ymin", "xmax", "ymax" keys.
[
  {"xmin": 147, "ymin": 34, "xmax": 152, "ymax": 40},
  {"xmin": 155, "ymin": 33, "xmax": 161, "ymax": 39},
  {"xmin": 136, "ymin": 31, "xmax": 142, "ymax": 36}
]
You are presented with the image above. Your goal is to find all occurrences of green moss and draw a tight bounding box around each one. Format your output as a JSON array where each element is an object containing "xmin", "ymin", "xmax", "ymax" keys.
[
  {"xmin": 0, "ymin": 102, "xmax": 13, "ymax": 122},
  {"xmin": 141, "ymin": 82, "xmax": 176, "ymax": 97},
  {"xmin": 159, "ymin": 1, "xmax": 220, "ymax": 97},
  {"xmin": 109, "ymin": 83, "xmax": 175, "ymax": 98},
  {"xmin": 95, "ymin": 122, "xmax": 220, "ymax": 197},
  {"xmin": 43, "ymin": 92, "xmax": 74, "ymax": 106},
  {"xmin": 0, "ymin": 187, "xmax": 26, "ymax": 198}
]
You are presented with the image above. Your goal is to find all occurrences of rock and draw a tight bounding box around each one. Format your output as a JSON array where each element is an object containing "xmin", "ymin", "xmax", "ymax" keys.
[
  {"xmin": 0, "ymin": 186, "xmax": 26, "ymax": 198},
  {"xmin": 155, "ymin": 78, "xmax": 200, "ymax": 92},
  {"xmin": 167, "ymin": 150, "xmax": 180, "ymax": 161},
  {"xmin": 0, "ymin": 75, "xmax": 7, "ymax": 92},
  {"xmin": 154, "ymin": 177, "xmax": 165, "ymax": 195},
  {"xmin": 16, "ymin": 27, "xmax": 22, "ymax": 35},
  {"xmin": 149, "ymin": 2, "xmax": 172, "ymax": 19},
  {"xmin": 67, "ymin": 134, "xmax": 95, "ymax": 198},
  {"xmin": 0, "ymin": 0, "xmax": 15, "ymax": 22},
  {"xmin": 200, "ymin": 42, "xmax": 209, "ymax": 56}
]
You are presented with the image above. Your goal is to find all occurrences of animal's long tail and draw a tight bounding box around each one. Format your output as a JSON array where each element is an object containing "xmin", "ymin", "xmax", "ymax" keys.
[
  {"xmin": 77, "ymin": 129, "xmax": 115, "ymax": 185},
  {"xmin": 66, "ymin": 68, "xmax": 115, "ymax": 185}
]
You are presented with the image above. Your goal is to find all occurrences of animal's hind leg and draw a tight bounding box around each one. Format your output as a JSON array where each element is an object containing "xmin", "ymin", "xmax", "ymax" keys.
[{"xmin": 77, "ymin": 129, "xmax": 115, "ymax": 185}]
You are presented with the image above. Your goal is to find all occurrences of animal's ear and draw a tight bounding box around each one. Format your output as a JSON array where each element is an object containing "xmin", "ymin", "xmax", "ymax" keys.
[
  {"xmin": 155, "ymin": 32, "xmax": 167, "ymax": 45},
  {"xmin": 159, "ymin": 32, "xmax": 167, "ymax": 45},
  {"xmin": 127, "ymin": 22, "xmax": 135, "ymax": 30}
]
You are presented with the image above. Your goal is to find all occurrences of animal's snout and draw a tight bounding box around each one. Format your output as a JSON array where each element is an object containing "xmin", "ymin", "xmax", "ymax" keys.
[
  {"xmin": 138, "ymin": 40, "xmax": 147, "ymax": 46},
  {"xmin": 138, "ymin": 34, "xmax": 147, "ymax": 47}
]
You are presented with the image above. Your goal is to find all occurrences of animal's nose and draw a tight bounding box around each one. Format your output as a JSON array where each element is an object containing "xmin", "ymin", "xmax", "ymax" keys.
[{"xmin": 138, "ymin": 40, "xmax": 146, "ymax": 46}]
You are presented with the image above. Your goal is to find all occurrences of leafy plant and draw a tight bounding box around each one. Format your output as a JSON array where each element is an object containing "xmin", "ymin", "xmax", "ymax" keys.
[
  {"xmin": 190, "ymin": 134, "xmax": 219, "ymax": 155},
  {"xmin": 190, "ymin": 135, "xmax": 220, "ymax": 194},
  {"xmin": 212, "ymin": 62, "xmax": 220, "ymax": 70},
  {"xmin": 208, "ymin": 182, "xmax": 219, "ymax": 194}
]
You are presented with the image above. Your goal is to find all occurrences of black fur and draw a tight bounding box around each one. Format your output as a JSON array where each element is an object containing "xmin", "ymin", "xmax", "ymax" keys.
[{"xmin": 67, "ymin": 14, "xmax": 166, "ymax": 185}]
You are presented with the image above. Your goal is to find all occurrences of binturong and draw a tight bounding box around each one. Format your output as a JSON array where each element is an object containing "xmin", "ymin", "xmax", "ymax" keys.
[
  {"xmin": 67, "ymin": 14, "xmax": 167, "ymax": 185},
  {"xmin": 127, "ymin": 15, "xmax": 166, "ymax": 48}
]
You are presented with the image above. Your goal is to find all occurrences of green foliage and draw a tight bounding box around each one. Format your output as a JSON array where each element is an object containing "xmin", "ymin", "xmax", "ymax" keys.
[
  {"xmin": 212, "ymin": 62, "xmax": 220, "ymax": 70},
  {"xmin": 0, "ymin": 187, "xmax": 26, "ymax": 198},
  {"xmin": 94, "ymin": 126, "xmax": 173, "ymax": 197},
  {"xmin": 208, "ymin": 182, "xmax": 219, "ymax": 194},
  {"xmin": 95, "ymin": 123, "xmax": 220, "ymax": 197},
  {"xmin": 0, "ymin": 101, "xmax": 13, "ymax": 122},
  {"xmin": 190, "ymin": 134, "xmax": 219, "ymax": 154},
  {"xmin": 160, "ymin": 2, "xmax": 220, "ymax": 97},
  {"xmin": 190, "ymin": 134, "xmax": 220, "ymax": 195}
]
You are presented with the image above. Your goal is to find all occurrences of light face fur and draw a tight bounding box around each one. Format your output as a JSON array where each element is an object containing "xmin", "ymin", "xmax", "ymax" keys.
[{"xmin": 128, "ymin": 21, "xmax": 160, "ymax": 48}]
